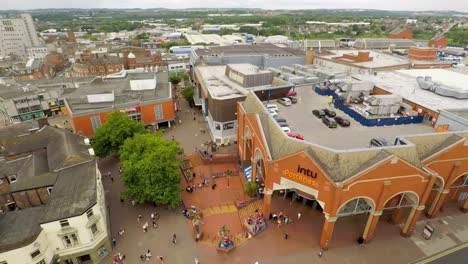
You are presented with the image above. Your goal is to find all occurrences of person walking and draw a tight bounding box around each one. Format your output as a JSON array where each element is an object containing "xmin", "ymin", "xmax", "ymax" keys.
[
  {"xmin": 297, "ymin": 212, "xmax": 301, "ymax": 220},
  {"xmin": 111, "ymin": 237, "xmax": 116, "ymax": 247},
  {"xmin": 145, "ymin": 250, "xmax": 152, "ymax": 261},
  {"xmin": 157, "ymin": 256, "xmax": 164, "ymax": 264},
  {"xmin": 195, "ymin": 257, "xmax": 200, "ymax": 264},
  {"xmin": 152, "ymin": 220, "xmax": 158, "ymax": 228},
  {"xmin": 151, "ymin": 212, "xmax": 155, "ymax": 221},
  {"xmin": 118, "ymin": 228, "xmax": 125, "ymax": 236},
  {"xmin": 137, "ymin": 214, "xmax": 142, "ymax": 223},
  {"xmin": 143, "ymin": 222, "xmax": 148, "ymax": 232},
  {"xmin": 172, "ymin": 233, "xmax": 177, "ymax": 244}
]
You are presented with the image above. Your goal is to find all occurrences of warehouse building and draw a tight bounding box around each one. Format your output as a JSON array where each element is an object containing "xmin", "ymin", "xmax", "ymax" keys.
[{"xmin": 191, "ymin": 43, "xmax": 306, "ymax": 69}]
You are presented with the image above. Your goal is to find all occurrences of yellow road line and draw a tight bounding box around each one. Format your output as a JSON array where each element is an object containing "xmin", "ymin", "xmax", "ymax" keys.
[{"xmin": 415, "ymin": 242, "xmax": 468, "ymax": 264}]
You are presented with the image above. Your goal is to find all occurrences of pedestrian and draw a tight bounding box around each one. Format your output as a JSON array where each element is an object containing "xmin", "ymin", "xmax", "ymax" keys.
[
  {"xmin": 284, "ymin": 232, "xmax": 288, "ymax": 240},
  {"xmin": 140, "ymin": 255, "xmax": 145, "ymax": 262},
  {"xmin": 108, "ymin": 171, "xmax": 111, "ymax": 178},
  {"xmin": 145, "ymin": 249, "xmax": 152, "ymax": 261},
  {"xmin": 118, "ymin": 228, "xmax": 125, "ymax": 236},
  {"xmin": 143, "ymin": 222, "xmax": 148, "ymax": 232},
  {"xmin": 138, "ymin": 214, "xmax": 142, "ymax": 223},
  {"xmin": 172, "ymin": 233, "xmax": 177, "ymax": 244},
  {"xmin": 318, "ymin": 248, "xmax": 324, "ymax": 258},
  {"xmin": 195, "ymin": 257, "xmax": 200, "ymax": 264},
  {"xmin": 112, "ymin": 237, "xmax": 116, "ymax": 247},
  {"xmin": 179, "ymin": 119, "xmax": 182, "ymax": 124},
  {"xmin": 151, "ymin": 212, "xmax": 155, "ymax": 221},
  {"xmin": 152, "ymin": 220, "xmax": 158, "ymax": 228},
  {"xmin": 157, "ymin": 256, "xmax": 164, "ymax": 263},
  {"xmin": 297, "ymin": 212, "xmax": 301, "ymax": 220},
  {"xmin": 172, "ymin": 135, "xmax": 175, "ymax": 141},
  {"xmin": 131, "ymin": 200, "xmax": 136, "ymax": 207},
  {"xmin": 110, "ymin": 176, "xmax": 114, "ymax": 182}
]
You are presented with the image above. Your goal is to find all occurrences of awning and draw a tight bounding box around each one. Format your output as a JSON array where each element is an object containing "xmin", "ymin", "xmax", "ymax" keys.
[{"xmin": 244, "ymin": 165, "xmax": 252, "ymax": 182}]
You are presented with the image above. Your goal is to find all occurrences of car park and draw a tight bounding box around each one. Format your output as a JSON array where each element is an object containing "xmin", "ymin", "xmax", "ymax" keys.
[
  {"xmin": 322, "ymin": 117, "xmax": 337, "ymax": 128},
  {"xmin": 281, "ymin": 127, "xmax": 291, "ymax": 133},
  {"xmin": 334, "ymin": 116, "xmax": 350, "ymax": 127},
  {"xmin": 369, "ymin": 137, "xmax": 389, "ymax": 147},
  {"xmin": 287, "ymin": 132, "xmax": 304, "ymax": 140},
  {"xmin": 277, "ymin": 97, "xmax": 292, "ymax": 106},
  {"xmin": 323, "ymin": 108, "xmax": 336, "ymax": 117},
  {"xmin": 265, "ymin": 103, "xmax": 279, "ymax": 112},
  {"xmin": 288, "ymin": 96, "xmax": 298, "ymax": 104},
  {"xmin": 312, "ymin": 109, "xmax": 326, "ymax": 118}
]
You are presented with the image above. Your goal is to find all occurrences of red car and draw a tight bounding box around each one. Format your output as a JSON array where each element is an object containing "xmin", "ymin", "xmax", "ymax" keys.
[
  {"xmin": 288, "ymin": 90, "xmax": 297, "ymax": 97},
  {"xmin": 287, "ymin": 132, "xmax": 304, "ymax": 140}
]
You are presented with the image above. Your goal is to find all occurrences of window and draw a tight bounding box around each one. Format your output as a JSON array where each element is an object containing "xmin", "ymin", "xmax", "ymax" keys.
[
  {"xmin": 30, "ymin": 249, "xmax": 41, "ymax": 258},
  {"xmin": 90, "ymin": 116, "xmax": 102, "ymax": 131},
  {"xmin": 223, "ymin": 122, "xmax": 235, "ymax": 130},
  {"xmin": 8, "ymin": 175, "xmax": 17, "ymax": 183},
  {"xmin": 154, "ymin": 105, "xmax": 163, "ymax": 120},
  {"xmin": 86, "ymin": 208, "xmax": 94, "ymax": 219},
  {"xmin": 90, "ymin": 223, "xmax": 99, "ymax": 236},
  {"xmin": 36, "ymin": 260, "xmax": 46, "ymax": 264},
  {"xmin": 59, "ymin": 220, "xmax": 70, "ymax": 228},
  {"xmin": 62, "ymin": 233, "xmax": 79, "ymax": 248}
]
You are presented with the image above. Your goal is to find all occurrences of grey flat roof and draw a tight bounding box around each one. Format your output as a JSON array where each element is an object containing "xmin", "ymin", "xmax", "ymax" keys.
[
  {"xmin": 444, "ymin": 108, "xmax": 468, "ymax": 120},
  {"xmin": 66, "ymin": 71, "xmax": 171, "ymax": 115},
  {"xmin": 195, "ymin": 43, "xmax": 305, "ymax": 57}
]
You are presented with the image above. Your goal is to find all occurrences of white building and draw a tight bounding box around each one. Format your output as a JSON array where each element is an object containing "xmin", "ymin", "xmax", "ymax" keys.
[
  {"xmin": 0, "ymin": 14, "xmax": 41, "ymax": 58},
  {"xmin": 26, "ymin": 46, "xmax": 49, "ymax": 59},
  {"xmin": 0, "ymin": 125, "xmax": 111, "ymax": 264}
]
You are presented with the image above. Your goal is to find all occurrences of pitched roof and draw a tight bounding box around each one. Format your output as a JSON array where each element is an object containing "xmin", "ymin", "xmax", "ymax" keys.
[{"xmin": 402, "ymin": 133, "xmax": 464, "ymax": 161}]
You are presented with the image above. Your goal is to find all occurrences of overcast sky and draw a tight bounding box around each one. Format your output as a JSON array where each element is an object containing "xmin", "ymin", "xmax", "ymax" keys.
[{"xmin": 1, "ymin": 0, "xmax": 468, "ymax": 12}]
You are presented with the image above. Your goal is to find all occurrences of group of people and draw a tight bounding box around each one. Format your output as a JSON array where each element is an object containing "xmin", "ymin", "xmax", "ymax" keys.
[
  {"xmin": 138, "ymin": 212, "xmax": 160, "ymax": 232},
  {"xmin": 271, "ymin": 210, "xmax": 294, "ymax": 227},
  {"xmin": 246, "ymin": 209, "xmax": 266, "ymax": 234},
  {"xmin": 139, "ymin": 249, "xmax": 164, "ymax": 263},
  {"xmin": 185, "ymin": 175, "xmax": 217, "ymax": 193}
]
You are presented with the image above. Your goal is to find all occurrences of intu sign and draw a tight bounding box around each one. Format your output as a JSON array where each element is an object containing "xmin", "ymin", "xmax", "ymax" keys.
[{"xmin": 282, "ymin": 165, "xmax": 318, "ymax": 187}]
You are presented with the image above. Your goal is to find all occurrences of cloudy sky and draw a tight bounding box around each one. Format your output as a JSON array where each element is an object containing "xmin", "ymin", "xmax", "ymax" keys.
[{"xmin": 1, "ymin": 0, "xmax": 468, "ymax": 12}]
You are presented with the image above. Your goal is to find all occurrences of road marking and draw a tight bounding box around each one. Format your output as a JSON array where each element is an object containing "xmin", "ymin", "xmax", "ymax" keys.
[{"xmin": 415, "ymin": 242, "xmax": 468, "ymax": 264}]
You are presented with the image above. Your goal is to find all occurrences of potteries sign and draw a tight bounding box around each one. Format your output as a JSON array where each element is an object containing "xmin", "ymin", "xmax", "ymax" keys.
[{"xmin": 282, "ymin": 165, "xmax": 318, "ymax": 187}]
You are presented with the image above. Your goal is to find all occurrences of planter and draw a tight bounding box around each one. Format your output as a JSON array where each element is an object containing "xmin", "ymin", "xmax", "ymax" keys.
[{"xmin": 216, "ymin": 241, "xmax": 236, "ymax": 253}]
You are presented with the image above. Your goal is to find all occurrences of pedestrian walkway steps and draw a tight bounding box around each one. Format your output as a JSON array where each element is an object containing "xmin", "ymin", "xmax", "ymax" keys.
[
  {"xmin": 202, "ymin": 204, "xmax": 238, "ymax": 217},
  {"xmin": 238, "ymin": 199, "xmax": 264, "ymax": 223}
]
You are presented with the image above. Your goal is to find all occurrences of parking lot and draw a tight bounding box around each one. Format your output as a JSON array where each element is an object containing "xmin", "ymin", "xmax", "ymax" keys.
[{"xmin": 269, "ymin": 85, "xmax": 435, "ymax": 149}]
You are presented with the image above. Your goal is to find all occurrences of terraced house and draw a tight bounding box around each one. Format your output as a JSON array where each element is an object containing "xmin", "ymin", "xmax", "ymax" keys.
[{"xmin": 0, "ymin": 123, "xmax": 111, "ymax": 264}]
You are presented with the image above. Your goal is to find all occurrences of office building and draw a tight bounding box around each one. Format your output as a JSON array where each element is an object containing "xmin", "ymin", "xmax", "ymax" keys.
[{"xmin": 0, "ymin": 14, "xmax": 41, "ymax": 58}]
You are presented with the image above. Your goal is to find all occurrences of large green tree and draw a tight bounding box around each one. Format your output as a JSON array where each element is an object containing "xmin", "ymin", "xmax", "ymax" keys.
[
  {"xmin": 119, "ymin": 133, "xmax": 183, "ymax": 208},
  {"xmin": 92, "ymin": 111, "xmax": 146, "ymax": 157}
]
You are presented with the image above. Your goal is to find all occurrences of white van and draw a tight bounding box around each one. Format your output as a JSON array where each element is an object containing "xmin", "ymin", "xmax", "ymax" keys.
[
  {"xmin": 277, "ymin": 97, "xmax": 292, "ymax": 106},
  {"xmin": 281, "ymin": 127, "xmax": 291, "ymax": 133},
  {"xmin": 265, "ymin": 103, "xmax": 279, "ymax": 112}
]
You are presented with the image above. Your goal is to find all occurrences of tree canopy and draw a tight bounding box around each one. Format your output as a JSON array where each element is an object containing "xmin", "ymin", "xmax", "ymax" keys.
[
  {"xmin": 119, "ymin": 133, "xmax": 183, "ymax": 208},
  {"xmin": 169, "ymin": 73, "xmax": 182, "ymax": 87},
  {"xmin": 181, "ymin": 86, "xmax": 195, "ymax": 106},
  {"xmin": 92, "ymin": 111, "xmax": 146, "ymax": 157}
]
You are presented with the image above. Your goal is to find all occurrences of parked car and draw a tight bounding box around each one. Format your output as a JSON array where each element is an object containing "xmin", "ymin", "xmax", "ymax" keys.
[
  {"xmin": 334, "ymin": 116, "xmax": 350, "ymax": 127},
  {"xmin": 267, "ymin": 108, "xmax": 277, "ymax": 115},
  {"xmin": 277, "ymin": 122, "xmax": 289, "ymax": 128},
  {"xmin": 288, "ymin": 96, "xmax": 298, "ymax": 104},
  {"xmin": 265, "ymin": 103, "xmax": 279, "ymax": 112},
  {"xmin": 268, "ymin": 111, "xmax": 278, "ymax": 119},
  {"xmin": 277, "ymin": 97, "xmax": 292, "ymax": 106},
  {"xmin": 322, "ymin": 108, "xmax": 336, "ymax": 117},
  {"xmin": 370, "ymin": 137, "xmax": 389, "ymax": 147},
  {"xmin": 322, "ymin": 117, "xmax": 337, "ymax": 128},
  {"xmin": 288, "ymin": 90, "xmax": 297, "ymax": 97},
  {"xmin": 312, "ymin": 109, "xmax": 326, "ymax": 118},
  {"xmin": 287, "ymin": 132, "xmax": 304, "ymax": 140},
  {"xmin": 274, "ymin": 117, "xmax": 287, "ymax": 123},
  {"xmin": 281, "ymin": 127, "xmax": 291, "ymax": 133}
]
